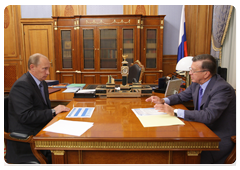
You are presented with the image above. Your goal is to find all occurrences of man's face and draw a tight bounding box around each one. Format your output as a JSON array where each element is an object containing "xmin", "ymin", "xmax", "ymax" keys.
[
  {"xmin": 31, "ymin": 57, "xmax": 50, "ymax": 81},
  {"xmin": 189, "ymin": 61, "xmax": 207, "ymax": 85}
]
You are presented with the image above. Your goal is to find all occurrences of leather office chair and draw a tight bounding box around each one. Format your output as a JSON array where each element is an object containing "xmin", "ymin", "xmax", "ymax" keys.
[
  {"xmin": 4, "ymin": 96, "xmax": 47, "ymax": 164},
  {"xmin": 224, "ymin": 136, "xmax": 236, "ymax": 164},
  {"xmin": 128, "ymin": 60, "xmax": 145, "ymax": 83},
  {"xmin": 116, "ymin": 60, "xmax": 145, "ymax": 83},
  {"xmin": 224, "ymin": 92, "xmax": 238, "ymax": 166}
]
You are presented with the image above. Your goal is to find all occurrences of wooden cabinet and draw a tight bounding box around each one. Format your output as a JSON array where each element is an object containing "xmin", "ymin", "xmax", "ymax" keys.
[
  {"xmin": 53, "ymin": 15, "xmax": 165, "ymax": 84},
  {"xmin": 141, "ymin": 16, "xmax": 164, "ymax": 83}
]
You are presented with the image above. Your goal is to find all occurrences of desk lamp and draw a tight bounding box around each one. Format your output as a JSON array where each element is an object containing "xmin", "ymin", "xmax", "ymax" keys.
[{"xmin": 176, "ymin": 56, "xmax": 193, "ymax": 88}]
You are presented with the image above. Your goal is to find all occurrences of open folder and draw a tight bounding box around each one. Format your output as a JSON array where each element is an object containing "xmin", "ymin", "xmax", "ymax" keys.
[{"xmin": 132, "ymin": 108, "xmax": 185, "ymax": 127}]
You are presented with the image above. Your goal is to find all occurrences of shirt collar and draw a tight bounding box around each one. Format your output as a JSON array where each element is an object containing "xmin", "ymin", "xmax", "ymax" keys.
[
  {"xmin": 200, "ymin": 78, "xmax": 211, "ymax": 95},
  {"xmin": 29, "ymin": 72, "xmax": 41, "ymax": 88}
]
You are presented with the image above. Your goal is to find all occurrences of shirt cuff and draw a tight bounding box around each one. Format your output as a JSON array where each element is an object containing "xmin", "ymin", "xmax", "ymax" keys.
[
  {"xmin": 163, "ymin": 98, "xmax": 170, "ymax": 104},
  {"xmin": 175, "ymin": 109, "xmax": 185, "ymax": 118}
]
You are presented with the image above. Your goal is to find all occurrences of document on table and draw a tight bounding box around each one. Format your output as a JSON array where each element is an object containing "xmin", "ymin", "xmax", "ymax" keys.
[
  {"xmin": 132, "ymin": 108, "xmax": 185, "ymax": 127},
  {"xmin": 43, "ymin": 120, "xmax": 93, "ymax": 136},
  {"xmin": 66, "ymin": 107, "xmax": 95, "ymax": 118}
]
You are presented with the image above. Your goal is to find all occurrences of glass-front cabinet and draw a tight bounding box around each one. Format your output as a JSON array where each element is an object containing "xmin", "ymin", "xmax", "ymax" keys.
[
  {"xmin": 61, "ymin": 30, "xmax": 73, "ymax": 68},
  {"xmin": 123, "ymin": 29, "xmax": 134, "ymax": 66},
  {"xmin": 53, "ymin": 15, "xmax": 165, "ymax": 84},
  {"xmin": 83, "ymin": 29, "xmax": 94, "ymax": 69},
  {"xmin": 100, "ymin": 29, "xmax": 117, "ymax": 69}
]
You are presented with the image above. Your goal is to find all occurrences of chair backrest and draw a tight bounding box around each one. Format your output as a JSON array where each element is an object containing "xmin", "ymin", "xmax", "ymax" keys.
[
  {"xmin": 4, "ymin": 96, "xmax": 9, "ymax": 132},
  {"xmin": 128, "ymin": 60, "xmax": 145, "ymax": 83}
]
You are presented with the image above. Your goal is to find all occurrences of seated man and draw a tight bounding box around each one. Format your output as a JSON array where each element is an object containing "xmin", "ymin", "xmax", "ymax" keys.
[
  {"xmin": 146, "ymin": 54, "xmax": 236, "ymax": 164},
  {"xmin": 6, "ymin": 53, "xmax": 70, "ymax": 163}
]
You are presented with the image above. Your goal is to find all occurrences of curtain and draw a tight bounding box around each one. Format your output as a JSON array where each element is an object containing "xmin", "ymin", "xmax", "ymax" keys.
[
  {"xmin": 221, "ymin": 7, "xmax": 236, "ymax": 89},
  {"xmin": 211, "ymin": 5, "xmax": 233, "ymax": 66}
]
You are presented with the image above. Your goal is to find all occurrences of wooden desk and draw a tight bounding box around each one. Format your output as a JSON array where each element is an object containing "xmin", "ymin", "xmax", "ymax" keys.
[{"xmin": 34, "ymin": 92, "xmax": 220, "ymax": 164}]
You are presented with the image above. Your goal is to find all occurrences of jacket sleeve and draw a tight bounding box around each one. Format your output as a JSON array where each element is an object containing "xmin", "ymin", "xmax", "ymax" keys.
[{"xmin": 167, "ymin": 83, "xmax": 195, "ymax": 105}]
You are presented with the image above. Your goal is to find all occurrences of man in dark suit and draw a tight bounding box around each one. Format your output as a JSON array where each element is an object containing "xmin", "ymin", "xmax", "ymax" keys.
[
  {"xmin": 146, "ymin": 54, "xmax": 236, "ymax": 164},
  {"xmin": 6, "ymin": 53, "xmax": 70, "ymax": 163}
]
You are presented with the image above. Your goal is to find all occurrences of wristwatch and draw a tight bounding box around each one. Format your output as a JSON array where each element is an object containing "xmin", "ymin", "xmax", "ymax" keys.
[
  {"xmin": 173, "ymin": 109, "xmax": 178, "ymax": 117},
  {"xmin": 52, "ymin": 109, "xmax": 56, "ymax": 117}
]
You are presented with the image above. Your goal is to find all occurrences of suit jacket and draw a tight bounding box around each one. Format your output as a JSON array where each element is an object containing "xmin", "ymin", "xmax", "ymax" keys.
[
  {"xmin": 168, "ymin": 74, "xmax": 236, "ymax": 163},
  {"xmin": 6, "ymin": 72, "xmax": 53, "ymax": 163}
]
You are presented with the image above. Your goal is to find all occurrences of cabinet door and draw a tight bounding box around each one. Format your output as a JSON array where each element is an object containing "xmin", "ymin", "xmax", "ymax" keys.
[
  {"xmin": 142, "ymin": 26, "xmax": 163, "ymax": 83},
  {"xmin": 98, "ymin": 28, "xmax": 118, "ymax": 70},
  {"xmin": 82, "ymin": 28, "xmax": 95, "ymax": 69},
  {"xmin": 120, "ymin": 27, "xmax": 139, "ymax": 67},
  {"xmin": 60, "ymin": 29, "xmax": 74, "ymax": 69},
  {"xmin": 145, "ymin": 28, "xmax": 157, "ymax": 69},
  {"xmin": 55, "ymin": 27, "xmax": 78, "ymax": 83}
]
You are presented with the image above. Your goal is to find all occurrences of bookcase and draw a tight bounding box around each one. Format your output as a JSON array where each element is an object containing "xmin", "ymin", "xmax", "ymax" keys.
[{"xmin": 53, "ymin": 15, "xmax": 165, "ymax": 84}]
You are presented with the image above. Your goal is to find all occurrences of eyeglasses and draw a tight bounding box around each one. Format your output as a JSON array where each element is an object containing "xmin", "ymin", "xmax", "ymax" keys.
[{"xmin": 189, "ymin": 67, "xmax": 208, "ymax": 73}]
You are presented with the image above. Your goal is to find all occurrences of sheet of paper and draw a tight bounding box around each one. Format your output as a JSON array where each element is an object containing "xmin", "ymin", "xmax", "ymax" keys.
[
  {"xmin": 43, "ymin": 120, "xmax": 93, "ymax": 136},
  {"xmin": 137, "ymin": 108, "xmax": 166, "ymax": 116},
  {"xmin": 66, "ymin": 107, "xmax": 95, "ymax": 118},
  {"xmin": 63, "ymin": 88, "xmax": 79, "ymax": 93},
  {"xmin": 132, "ymin": 108, "xmax": 185, "ymax": 127},
  {"xmin": 76, "ymin": 89, "xmax": 96, "ymax": 94}
]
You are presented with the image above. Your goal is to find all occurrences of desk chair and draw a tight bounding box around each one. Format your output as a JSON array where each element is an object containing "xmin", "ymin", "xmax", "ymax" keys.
[
  {"xmin": 4, "ymin": 96, "xmax": 47, "ymax": 164},
  {"xmin": 128, "ymin": 60, "xmax": 145, "ymax": 83},
  {"xmin": 116, "ymin": 60, "xmax": 145, "ymax": 83},
  {"xmin": 224, "ymin": 136, "xmax": 236, "ymax": 164}
]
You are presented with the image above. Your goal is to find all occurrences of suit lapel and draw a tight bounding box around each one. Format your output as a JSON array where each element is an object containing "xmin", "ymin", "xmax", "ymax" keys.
[{"xmin": 26, "ymin": 72, "xmax": 48, "ymax": 106}]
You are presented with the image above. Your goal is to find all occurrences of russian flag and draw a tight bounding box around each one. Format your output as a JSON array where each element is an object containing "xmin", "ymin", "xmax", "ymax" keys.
[{"xmin": 177, "ymin": 5, "xmax": 188, "ymax": 63}]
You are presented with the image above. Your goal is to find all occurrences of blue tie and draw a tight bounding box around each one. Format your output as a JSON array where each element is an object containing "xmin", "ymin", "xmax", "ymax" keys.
[
  {"xmin": 39, "ymin": 82, "xmax": 47, "ymax": 104},
  {"xmin": 198, "ymin": 87, "xmax": 203, "ymax": 110}
]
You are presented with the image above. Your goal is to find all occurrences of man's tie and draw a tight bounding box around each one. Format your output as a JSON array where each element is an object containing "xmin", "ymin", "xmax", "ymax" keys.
[
  {"xmin": 39, "ymin": 82, "xmax": 47, "ymax": 104},
  {"xmin": 198, "ymin": 87, "xmax": 203, "ymax": 110}
]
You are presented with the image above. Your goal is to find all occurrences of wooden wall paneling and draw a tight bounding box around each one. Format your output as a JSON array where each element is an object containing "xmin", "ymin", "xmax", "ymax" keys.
[
  {"xmin": 4, "ymin": 61, "xmax": 22, "ymax": 91},
  {"xmin": 123, "ymin": 5, "xmax": 158, "ymax": 15},
  {"xmin": 162, "ymin": 55, "xmax": 177, "ymax": 76},
  {"xmin": 4, "ymin": 5, "xmax": 20, "ymax": 58},
  {"xmin": 52, "ymin": 5, "xmax": 86, "ymax": 16},
  {"xmin": 185, "ymin": 5, "xmax": 213, "ymax": 56},
  {"xmin": 4, "ymin": 5, "xmax": 22, "ymax": 92}
]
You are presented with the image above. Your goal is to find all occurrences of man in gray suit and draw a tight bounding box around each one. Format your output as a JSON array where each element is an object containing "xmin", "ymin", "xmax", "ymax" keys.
[
  {"xmin": 146, "ymin": 54, "xmax": 236, "ymax": 164},
  {"xmin": 6, "ymin": 53, "xmax": 70, "ymax": 163}
]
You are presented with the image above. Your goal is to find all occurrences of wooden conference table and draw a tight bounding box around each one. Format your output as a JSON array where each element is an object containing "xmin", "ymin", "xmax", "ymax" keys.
[{"xmin": 34, "ymin": 88, "xmax": 220, "ymax": 164}]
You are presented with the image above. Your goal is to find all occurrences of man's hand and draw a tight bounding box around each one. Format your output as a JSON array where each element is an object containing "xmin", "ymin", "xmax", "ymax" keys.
[
  {"xmin": 154, "ymin": 103, "xmax": 175, "ymax": 116},
  {"xmin": 54, "ymin": 105, "xmax": 70, "ymax": 114},
  {"xmin": 145, "ymin": 96, "xmax": 165, "ymax": 104}
]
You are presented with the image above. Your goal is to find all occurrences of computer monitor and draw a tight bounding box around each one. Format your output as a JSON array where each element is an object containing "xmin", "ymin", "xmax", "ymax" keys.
[{"xmin": 164, "ymin": 79, "xmax": 183, "ymax": 97}]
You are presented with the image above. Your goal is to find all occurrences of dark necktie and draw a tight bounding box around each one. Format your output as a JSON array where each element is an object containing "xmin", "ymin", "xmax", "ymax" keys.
[
  {"xmin": 198, "ymin": 87, "xmax": 203, "ymax": 110},
  {"xmin": 39, "ymin": 82, "xmax": 47, "ymax": 104}
]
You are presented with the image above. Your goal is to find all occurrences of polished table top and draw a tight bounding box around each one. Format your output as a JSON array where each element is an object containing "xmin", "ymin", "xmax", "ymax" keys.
[{"xmin": 35, "ymin": 89, "xmax": 220, "ymax": 144}]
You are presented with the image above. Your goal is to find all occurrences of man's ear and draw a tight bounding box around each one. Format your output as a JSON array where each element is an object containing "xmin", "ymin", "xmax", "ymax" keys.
[
  {"xmin": 204, "ymin": 71, "xmax": 211, "ymax": 78},
  {"xmin": 29, "ymin": 64, "xmax": 35, "ymax": 70}
]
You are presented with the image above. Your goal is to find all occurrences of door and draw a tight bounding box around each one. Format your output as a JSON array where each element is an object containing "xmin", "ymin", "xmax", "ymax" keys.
[{"xmin": 23, "ymin": 24, "xmax": 55, "ymax": 80}]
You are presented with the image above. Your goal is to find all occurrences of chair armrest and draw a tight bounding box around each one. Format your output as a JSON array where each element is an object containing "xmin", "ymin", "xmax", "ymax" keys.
[
  {"xmin": 10, "ymin": 132, "xmax": 30, "ymax": 140},
  {"xmin": 231, "ymin": 136, "xmax": 236, "ymax": 143},
  {"xmin": 4, "ymin": 131, "xmax": 32, "ymax": 143}
]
